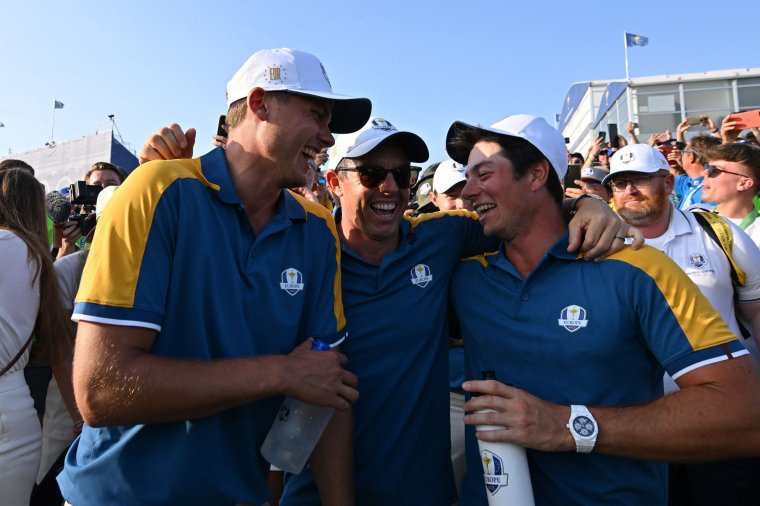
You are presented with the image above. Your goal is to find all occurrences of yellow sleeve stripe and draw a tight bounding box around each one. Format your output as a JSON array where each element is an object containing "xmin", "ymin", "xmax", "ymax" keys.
[
  {"xmin": 287, "ymin": 190, "xmax": 346, "ymax": 331},
  {"xmin": 608, "ymin": 246, "xmax": 739, "ymax": 351},
  {"xmin": 407, "ymin": 209, "xmax": 479, "ymax": 229},
  {"xmin": 459, "ymin": 250, "xmax": 500, "ymax": 268},
  {"xmin": 77, "ymin": 158, "xmax": 212, "ymax": 308}
]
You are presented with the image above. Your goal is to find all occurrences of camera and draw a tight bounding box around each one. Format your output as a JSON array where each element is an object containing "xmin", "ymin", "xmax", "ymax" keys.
[
  {"xmin": 67, "ymin": 181, "xmax": 102, "ymax": 236},
  {"xmin": 69, "ymin": 181, "xmax": 102, "ymax": 205}
]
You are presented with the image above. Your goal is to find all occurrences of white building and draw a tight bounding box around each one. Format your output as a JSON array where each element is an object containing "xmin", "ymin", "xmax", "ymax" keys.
[
  {"xmin": 558, "ymin": 68, "xmax": 760, "ymax": 156},
  {"xmin": 0, "ymin": 129, "xmax": 138, "ymax": 191}
]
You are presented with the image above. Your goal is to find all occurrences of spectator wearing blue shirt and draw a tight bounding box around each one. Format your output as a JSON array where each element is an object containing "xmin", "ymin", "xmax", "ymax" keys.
[{"xmin": 673, "ymin": 134, "xmax": 721, "ymax": 209}]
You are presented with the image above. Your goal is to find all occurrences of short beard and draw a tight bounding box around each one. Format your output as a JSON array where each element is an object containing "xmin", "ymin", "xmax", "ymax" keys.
[{"xmin": 617, "ymin": 192, "xmax": 670, "ymax": 227}]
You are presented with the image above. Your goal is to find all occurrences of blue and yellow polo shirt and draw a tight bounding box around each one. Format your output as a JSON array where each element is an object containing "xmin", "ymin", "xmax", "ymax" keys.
[
  {"xmin": 453, "ymin": 233, "xmax": 745, "ymax": 506},
  {"xmin": 283, "ymin": 209, "xmax": 494, "ymax": 506},
  {"xmin": 59, "ymin": 147, "xmax": 346, "ymax": 506}
]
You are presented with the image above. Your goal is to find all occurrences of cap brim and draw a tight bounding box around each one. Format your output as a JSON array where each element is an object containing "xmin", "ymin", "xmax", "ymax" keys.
[
  {"xmin": 446, "ymin": 121, "xmax": 525, "ymax": 165},
  {"xmin": 287, "ymin": 90, "xmax": 372, "ymax": 134},
  {"xmin": 345, "ymin": 130, "xmax": 429, "ymax": 163}
]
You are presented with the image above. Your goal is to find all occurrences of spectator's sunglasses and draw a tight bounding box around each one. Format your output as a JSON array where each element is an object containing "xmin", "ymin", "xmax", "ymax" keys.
[
  {"xmin": 337, "ymin": 165, "xmax": 420, "ymax": 189},
  {"xmin": 704, "ymin": 164, "xmax": 750, "ymax": 179}
]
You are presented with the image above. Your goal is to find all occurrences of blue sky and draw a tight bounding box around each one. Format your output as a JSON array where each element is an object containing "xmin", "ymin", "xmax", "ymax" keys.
[{"xmin": 1, "ymin": 0, "xmax": 758, "ymax": 165}]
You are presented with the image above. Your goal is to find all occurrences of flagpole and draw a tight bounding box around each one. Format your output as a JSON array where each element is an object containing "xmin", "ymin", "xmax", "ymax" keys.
[
  {"xmin": 51, "ymin": 101, "xmax": 56, "ymax": 143},
  {"xmin": 624, "ymin": 32, "xmax": 634, "ymax": 126}
]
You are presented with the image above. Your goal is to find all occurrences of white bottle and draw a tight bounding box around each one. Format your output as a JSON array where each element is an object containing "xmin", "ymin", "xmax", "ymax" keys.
[
  {"xmin": 476, "ymin": 371, "xmax": 535, "ymax": 506},
  {"xmin": 260, "ymin": 340, "xmax": 335, "ymax": 474}
]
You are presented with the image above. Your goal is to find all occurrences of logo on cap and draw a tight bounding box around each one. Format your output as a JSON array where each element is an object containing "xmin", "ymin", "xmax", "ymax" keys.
[
  {"xmin": 558, "ymin": 305, "xmax": 588, "ymax": 332},
  {"xmin": 419, "ymin": 182, "xmax": 432, "ymax": 196},
  {"xmin": 410, "ymin": 264, "xmax": 433, "ymax": 288},
  {"xmin": 619, "ymin": 151, "xmax": 636, "ymax": 164},
  {"xmin": 371, "ymin": 118, "xmax": 395, "ymax": 131},
  {"xmin": 481, "ymin": 450, "xmax": 508, "ymax": 495},
  {"xmin": 688, "ymin": 253, "xmax": 707, "ymax": 269},
  {"xmin": 280, "ymin": 268, "xmax": 304, "ymax": 295},
  {"xmin": 266, "ymin": 65, "xmax": 287, "ymax": 84}
]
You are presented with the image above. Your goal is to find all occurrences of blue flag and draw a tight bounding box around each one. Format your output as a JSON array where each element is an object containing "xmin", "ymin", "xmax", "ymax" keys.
[
  {"xmin": 626, "ymin": 33, "xmax": 648, "ymax": 47},
  {"xmin": 54, "ymin": 100, "xmax": 64, "ymax": 109}
]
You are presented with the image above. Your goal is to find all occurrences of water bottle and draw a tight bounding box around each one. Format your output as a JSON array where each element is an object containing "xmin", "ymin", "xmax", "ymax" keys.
[
  {"xmin": 476, "ymin": 371, "xmax": 535, "ymax": 506},
  {"xmin": 260, "ymin": 339, "xmax": 335, "ymax": 474}
]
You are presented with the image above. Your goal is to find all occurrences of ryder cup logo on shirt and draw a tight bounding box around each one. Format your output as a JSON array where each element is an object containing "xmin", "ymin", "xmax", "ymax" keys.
[
  {"xmin": 688, "ymin": 253, "xmax": 707, "ymax": 269},
  {"xmin": 481, "ymin": 450, "xmax": 508, "ymax": 495},
  {"xmin": 280, "ymin": 268, "xmax": 305, "ymax": 296},
  {"xmin": 558, "ymin": 305, "xmax": 588, "ymax": 332},
  {"xmin": 410, "ymin": 264, "xmax": 433, "ymax": 288}
]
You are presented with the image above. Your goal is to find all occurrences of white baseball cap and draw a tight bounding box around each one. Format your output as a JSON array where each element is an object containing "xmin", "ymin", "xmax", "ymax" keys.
[
  {"xmin": 445, "ymin": 114, "xmax": 568, "ymax": 181},
  {"xmin": 95, "ymin": 185, "xmax": 119, "ymax": 221},
  {"xmin": 603, "ymin": 144, "xmax": 669, "ymax": 185},
  {"xmin": 433, "ymin": 159, "xmax": 467, "ymax": 193},
  {"xmin": 327, "ymin": 117, "xmax": 429, "ymax": 171},
  {"xmin": 580, "ymin": 167, "xmax": 609, "ymax": 183},
  {"xmin": 226, "ymin": 48, "xmax": 371, "ymax": 134}
]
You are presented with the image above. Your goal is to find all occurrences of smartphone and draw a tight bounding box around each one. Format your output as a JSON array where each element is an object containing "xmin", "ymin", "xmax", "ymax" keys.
[
  {"xmin": 609, "ymin": 124, "xmax": 619, "ymax": 149},
  {"xmin": 597, "ymin": 131, "xmax": 607, "ymax": 142},
  {"xmin": 216, "ymin": 115, "xmax": 227, "ymax": 137},
  {"xmin": 686, "ymin": 117, "xmax": 702, "ymax": 126},
  {"xmin": 630, "ymin": 122, "xmax": 639, "ymax": 129},
  {"xmin": 726, "ymin": 110, "xmax": 760, "ymax": 130},
  {"xmin": 563, "ymin": 164, "xmax": 582, "ymax": 190},
  {"xmin": 564, "ymin": 137, "xmax": 571, "ymax": 144},
  {"xmin": 657, "ymin": 144, "xmax": 679, "ymax": 168}
]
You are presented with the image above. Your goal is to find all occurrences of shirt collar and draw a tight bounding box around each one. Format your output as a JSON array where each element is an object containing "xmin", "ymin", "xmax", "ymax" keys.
[
  {"xmin": 199, "ymin": 147, "xmax": 306, "ymax": 222},
  {"xmin": 486, "ymin": 230, "xmax": 575, "ymax": 273}
]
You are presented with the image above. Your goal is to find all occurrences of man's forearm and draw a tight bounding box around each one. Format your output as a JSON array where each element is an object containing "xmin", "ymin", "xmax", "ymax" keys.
[{"xmin": 592, "ymin": 357, "xmax": 760, "ymax": 462}]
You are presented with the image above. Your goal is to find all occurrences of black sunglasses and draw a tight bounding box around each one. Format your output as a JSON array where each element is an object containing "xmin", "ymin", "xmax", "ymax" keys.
[
  {"xmin": 704, "ymin": 163, "xmax": 749, "ymax": 179},
  {"xmin": 338, "ymin": 165, "xmax": 420, "ymax": 189}
]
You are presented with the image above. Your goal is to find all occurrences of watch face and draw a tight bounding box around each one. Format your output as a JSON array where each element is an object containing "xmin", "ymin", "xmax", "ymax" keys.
[{"xmin": 573, "ymin": 415, "xmax": 596, "ymax": 437}]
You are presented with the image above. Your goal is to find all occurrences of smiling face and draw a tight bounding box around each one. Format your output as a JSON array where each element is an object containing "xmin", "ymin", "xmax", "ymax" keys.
[
  {"xmin": 461, "ymin": 141, "xmax": 536, "ymax": 242},
  {"xmin": 700, "ymin": 159, "xmax": 754, "ymax": 204},
  {"xmin": 257, "ymin": 92, "xmax": 336, "ymax": 189},
  {"xmin": 431, "ymin": 182, "xmax": 471, "ymax": 211},
  {"xmin": 611, "ymin": 171, "xmax": 673, "ymax": 227},
  {"xmin": 332, "ymin": 143, "xmax": 411, "ymax": 246}
]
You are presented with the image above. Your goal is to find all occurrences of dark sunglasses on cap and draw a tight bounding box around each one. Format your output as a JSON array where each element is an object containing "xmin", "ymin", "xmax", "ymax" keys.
[{"xmin": 338, "ymin": 165, "xmax": 420, "ymax": 189}]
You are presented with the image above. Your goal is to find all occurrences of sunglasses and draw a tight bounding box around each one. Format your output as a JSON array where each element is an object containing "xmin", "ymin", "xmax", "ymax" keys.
[
  {"xmin": 704, "ymin": 164, "xmax": 749, "ymax": 179},
  {"xmin": 338, "ymin": 165, "xmax": 420, "ymax": 189},
  {"xmin": 608, "ymin": 174, "xmax": 666, "ymax": 192}
]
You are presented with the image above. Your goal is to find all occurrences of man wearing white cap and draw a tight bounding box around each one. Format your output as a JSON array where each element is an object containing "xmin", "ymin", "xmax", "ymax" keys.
[
  {"xmin": 279, "ymin": 116, "xmax": 636, "ymax": 506},
  {"xmin": 140, "ymin": 113, "xmax": 638, "ymax": 505},
  {"xmin": 446, "ymin": 116, "xmax": 760, "ymax": 505},
  {"xmin": 58, "ymin": 48, "xmax": 369, "ymax": 505},
  {"xmin": 607, "ymin": 143, "xmax": 760, "ymax": 504},
  {"xmin": 431, "ymin": 159, "xmax": 470, "ymax": 211}
]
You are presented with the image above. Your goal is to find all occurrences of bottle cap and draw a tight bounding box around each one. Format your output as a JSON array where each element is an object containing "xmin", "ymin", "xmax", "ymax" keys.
[{"xmin": 311, "ymin": 339, "xmax": 331, "ymax": 351}]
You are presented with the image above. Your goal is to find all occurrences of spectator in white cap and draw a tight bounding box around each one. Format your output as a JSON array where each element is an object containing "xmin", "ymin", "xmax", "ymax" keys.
[
  {"xmin": 431, "ymin": 159, "xmax": 471, "ymax": 211},
  {"xmin": 445, "ymin": 115, "xmax": 760, "ymax": 506},
  {"xmin": 608, "ymin": 143, "xmax": 760, "ymax": 506},
  {"xmin": 60, "ymin": 48, "xmax": 369, "ymax": 505}
]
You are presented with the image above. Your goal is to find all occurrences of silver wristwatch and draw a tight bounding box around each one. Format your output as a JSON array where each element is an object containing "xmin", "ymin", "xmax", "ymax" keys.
[{"xmin": 566, "ymin": 404, "xmax": 598, "ymax": 453}]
